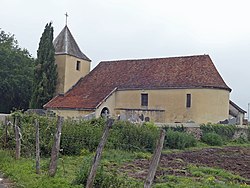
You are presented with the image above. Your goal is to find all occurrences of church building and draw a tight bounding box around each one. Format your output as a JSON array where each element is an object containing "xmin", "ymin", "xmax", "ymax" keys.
[{"xmin": 44, "ymin": 25, "xmax": 244, "ymax": 124}]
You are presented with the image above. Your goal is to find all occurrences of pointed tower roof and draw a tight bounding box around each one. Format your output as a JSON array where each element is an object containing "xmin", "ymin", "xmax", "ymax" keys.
[{"xmin": 53, "ymin": 26, "xmax": 91, "ymax": 61}]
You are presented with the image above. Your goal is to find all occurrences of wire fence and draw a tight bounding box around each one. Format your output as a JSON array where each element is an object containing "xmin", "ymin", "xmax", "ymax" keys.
[{"xmin": 0, "ymin": 115, "xmax": 159, "ymax": 157}]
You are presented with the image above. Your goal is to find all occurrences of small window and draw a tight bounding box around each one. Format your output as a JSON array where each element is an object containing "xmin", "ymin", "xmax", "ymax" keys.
[
  {"xmin": 76, "ymin": 61, "xmax": 81, "ymax": 71},
  {"xmin": 141, "ymin": 93, "xmax": 148, "ymax": 106},
  {"xmin": 186, "ymin": 94, "xmax": 191, "ymax": 108}
]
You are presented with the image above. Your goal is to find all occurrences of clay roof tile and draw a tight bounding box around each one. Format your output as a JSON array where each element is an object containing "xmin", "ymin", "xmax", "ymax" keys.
[{"xmin": 44, "ymin": 55, "xmax": 231, "ymax": 109}]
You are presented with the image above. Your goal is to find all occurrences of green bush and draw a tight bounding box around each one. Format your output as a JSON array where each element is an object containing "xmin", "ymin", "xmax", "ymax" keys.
[
  {"xmin": 0, "ymin": 113, "xmax": 57, "ymax": 157},
  {"xmin": 200, "ymin": 124, "xmax": 237, "ymax": 140},
  {"xmin": 108, "ymin": 121, "xmax": 159, "ymax": 152},
  {"xmin": 201, "ymin": 132, "xmax": 223, "ymax": 146},
  {"xmin": 233, "ymin": 135, "xmax": 249, "ymax": 144},
  {"xmin": 2, "ymin": 113, "xmax": 160, "ymax": 156},
  {"xmin": 61, "ymin": 119, "xmax": 159, "ymax": 155},
  {"xmin": 164, "ymin": 129, "xmax": 197, "ymax": 149},
  {"xmin": 61, "ymin": 118, "xmax": 105, "ymax": 155}
]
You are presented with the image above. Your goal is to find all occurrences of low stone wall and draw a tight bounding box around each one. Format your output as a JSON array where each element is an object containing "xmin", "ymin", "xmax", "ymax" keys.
[
  {"xmin": 233, "ymin": 128, "xmax": 249, "ymax": 140},
  {"xmin": 185, "ymin": 127, "xmax": 203, "ymax": 140},
  {"xmin": 156, "ymin": 123, "xmax": 249, "ymax": 140}
]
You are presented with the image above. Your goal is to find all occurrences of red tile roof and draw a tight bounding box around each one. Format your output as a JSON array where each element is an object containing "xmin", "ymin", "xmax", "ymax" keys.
[{"xmin": 44, "ymin": 55, "xmax": 231, "ymax": 109}]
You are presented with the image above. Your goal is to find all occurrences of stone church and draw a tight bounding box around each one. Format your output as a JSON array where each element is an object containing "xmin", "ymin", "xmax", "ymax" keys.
[{"xmin": 44, "ymin": 25, "xmax": 246, "ymax": 124}]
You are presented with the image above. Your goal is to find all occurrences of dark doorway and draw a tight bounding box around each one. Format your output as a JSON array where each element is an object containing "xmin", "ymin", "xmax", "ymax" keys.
[{"xmin": 100, "ymin": 107, "xmax": 110, "ymax": 118}]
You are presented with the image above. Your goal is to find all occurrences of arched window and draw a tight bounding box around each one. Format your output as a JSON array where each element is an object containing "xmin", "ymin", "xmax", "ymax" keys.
[{"xmin": 100, "ymin": 107, "xmax": 110, "ymax": 118}]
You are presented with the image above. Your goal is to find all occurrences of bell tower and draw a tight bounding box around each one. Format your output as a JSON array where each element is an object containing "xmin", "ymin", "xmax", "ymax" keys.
[{"xmin": 53, "ymin": 23, "xmax": 91, "ymax": 94}]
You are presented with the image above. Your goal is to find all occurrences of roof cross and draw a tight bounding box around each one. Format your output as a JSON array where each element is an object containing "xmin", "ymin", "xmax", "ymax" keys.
[{"xmin": 65, "ymin": 12, "xmax": 68, "ymax": 25}]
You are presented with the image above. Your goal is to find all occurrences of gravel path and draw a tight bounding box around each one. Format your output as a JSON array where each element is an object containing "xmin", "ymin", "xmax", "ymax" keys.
[
  {"xmin": 0, "ymin": 173, "xmax": 7, "ymax": 188},
  {"xmin": 0, "ymin": 172, "xmax": 13, "ymax": 188}
]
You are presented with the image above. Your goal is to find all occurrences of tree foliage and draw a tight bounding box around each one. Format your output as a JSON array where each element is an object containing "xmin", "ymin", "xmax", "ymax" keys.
[
  {"xmin": 30, "ymin": 22, "xmax": 57, "ymax": 109},
  {"xmin": 0, "ymin": 29, "xmax": 34, "ymax": 113}
]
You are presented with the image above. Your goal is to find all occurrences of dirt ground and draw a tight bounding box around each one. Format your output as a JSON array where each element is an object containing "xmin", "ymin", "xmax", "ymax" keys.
[{"xmin": 120, "ymin": 146, "xmax": 250, "ymax": 183}]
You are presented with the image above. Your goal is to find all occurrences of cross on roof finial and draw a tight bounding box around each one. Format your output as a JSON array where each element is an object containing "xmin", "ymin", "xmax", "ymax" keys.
[{"xmin": 65, "ymin": 12, "xmax": 68, "ymax": 25}]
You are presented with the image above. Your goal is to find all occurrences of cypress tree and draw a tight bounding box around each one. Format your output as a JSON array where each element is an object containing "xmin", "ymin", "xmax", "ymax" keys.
[{"xmin": 30, "ymin": 22, "xmax": 57, "ymax": 109}]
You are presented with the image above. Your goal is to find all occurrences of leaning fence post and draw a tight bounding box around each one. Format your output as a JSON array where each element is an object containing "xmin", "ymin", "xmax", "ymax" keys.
[
  {"xmin": 14, "ymin": 117, "xmax": 21, "ymax": 160},
  {"xmin": 49, "ymin": 116, "xmax": 64, "ymax": 177},
  {"xmin": 144, "ymin": 129, "xmax": 166, "ymax": 188},
  {"xmin": 35, "ymin": 119, "xmax": 40, "ymax": 174},
  {"xmin": 86, "ymin": 118, "xmax": 114, "ymax": 188}
]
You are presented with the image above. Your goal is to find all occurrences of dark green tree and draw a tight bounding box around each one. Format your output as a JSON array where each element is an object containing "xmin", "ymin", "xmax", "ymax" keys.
[
  {"xmin": 0, "ymin": 29, "xmax": 34, "ymax": 113},
  {"xmin": 30, "ymin": 22, "xmax": 57, "ymax": 109}
]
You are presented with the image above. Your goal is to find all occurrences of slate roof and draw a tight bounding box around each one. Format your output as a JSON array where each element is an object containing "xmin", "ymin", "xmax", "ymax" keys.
[
  {"xmin": 44, "ymin": 55, "xmax": 231, "ymax": 109},
  {"xmin": 53, "ymin": 26, "xmax": 91, "ymax": 61},
  {"xmin": 229, "ymin": 100, "xmax": 247, "ymax": 113}
]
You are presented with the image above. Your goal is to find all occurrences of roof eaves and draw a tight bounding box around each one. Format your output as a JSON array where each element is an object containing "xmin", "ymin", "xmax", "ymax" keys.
[
  {"xmin": 95, "ymin": 87, "xmax": 118, "ymax": 109},
  {"xmin": 54, "ymin": 52, "xmax": 91, "ymax": 62},
  {"xmin": 43, "ymin": 95, "xmax": 62, "ymax": 109},
  {"xmin": 45, "ymin": 107, "xmax": 95, "ymax": 111},
  {"xmin": 117, "ymin": 86, "xmax": 231, "ymax": 91},
  {"xmin": 229, "ymin": 100, "xmax": 247, "ymax": 113}
]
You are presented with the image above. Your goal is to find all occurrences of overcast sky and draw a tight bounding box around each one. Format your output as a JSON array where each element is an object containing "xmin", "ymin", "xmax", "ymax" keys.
[{"xmin": 1, "ymin": 0, "xmax": 250, "ymax": 114}]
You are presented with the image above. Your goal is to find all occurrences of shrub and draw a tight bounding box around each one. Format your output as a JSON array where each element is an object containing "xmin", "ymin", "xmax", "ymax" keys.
[
  {"xmin": 0, "ymin": 113, "xmax": 57, "ymax": 157},
  {"xmin": 233, "ymin": 135, "xmax": 249, "ymax": 144},
  {"xmin": 248, "ymin": 127, "xmax": 250, "ymax": 141},
  {"xmin": 61, "ymin": 119, "xmax": 159, "ymax": 155},
  {"xmin": 201, "ymin": 132, "xmax": 223, "ymax": 146},
  {"xmin": 61, "ymin": 118, "xmax": 105, "ymax": 155},
  {"xmin": 2, "ymin": 113, "xmax": 160, "ymax": 156},
  {"xmin": 164, "ymin": 129, "xmax": 197, "ymax": 149},
  {"xmin": 200, "ymin": 124, "xmax": 237, "ymax": 140},
  {"xmin": 108, "ymin": 121, "xmax": 159, "ymax": 152}
]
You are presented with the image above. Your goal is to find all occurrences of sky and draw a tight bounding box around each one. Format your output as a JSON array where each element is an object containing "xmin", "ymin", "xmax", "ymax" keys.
[{"xmin": 1, "ymin": 0, "xmax": 250, "ymax": 115}]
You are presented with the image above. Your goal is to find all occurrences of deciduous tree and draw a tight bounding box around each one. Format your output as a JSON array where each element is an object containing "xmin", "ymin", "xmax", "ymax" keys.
[{"xmin": 0, "ymin": 29, "xmax": 34, "ymax": 113}]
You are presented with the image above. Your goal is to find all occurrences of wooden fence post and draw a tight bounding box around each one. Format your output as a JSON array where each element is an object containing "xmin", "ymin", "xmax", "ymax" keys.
[
  {"xmin": 86, "ymin": 118, "xmax": 114, "ymax": 188},
  {"xmin": 35, "ymin": 119, "xmax": 40, "ymax": 174},
  {"xmin": 49, "ymin": 116, "xmax": 64, "ymax": 177},
  {"xmin": 4, "ymin": 117, "xmax": 8, "ymax": 148},
  {"xmin": 144, "ymin": 129, "xmax": 166, "ymax": 188},
  {"xmin": 14, "ymin": 117, "xmax": 21, "ymax": 160}
]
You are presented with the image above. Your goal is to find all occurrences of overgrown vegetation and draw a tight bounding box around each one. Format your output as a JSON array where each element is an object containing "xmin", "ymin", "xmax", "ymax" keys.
[
  {"xmin": 74, "ymin": 151, "xmax": 142, "ymax": 187},
  {"xmin": 1, "ymin": 114, "xmax": 250, "ymax": 187},
  {"xmin": 0, "ymin": 113, "xmax": 56, "ymax": 157},
  {"xmin": 164, "ymin": 129, "xmax": 197, "ymax": 149},
  {"xmin": 200, "ymin": 123, "xmax": 237, "ymax": 140},
  {"xmin": 155, "ymin": 165, "xmax": 249, "ymax": 188},
  {"xmin": 201, "ymin": 132, "xmax": 224, "ymax": 146},
  {"xmin": 1, "ymin": 115, "xmax": 159, "ymax": 156},
  {"xmin": 0, "ymin": 149, "xmax": 143, "ymax": 188},
  {"xmin": 200, "ymin": 123, "xmax": 250, "ymax": 144},
  {"xmin": 60, "ymin": 118, "xmax": 159, "ymax": 155}
]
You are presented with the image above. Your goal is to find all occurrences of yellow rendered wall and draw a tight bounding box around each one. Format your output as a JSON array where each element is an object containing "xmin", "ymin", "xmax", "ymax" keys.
[
  {"xmin": 114, "ymin": 89, "xmax": 230, "ymax": 124},
  {"xmin": 95, "ymin": 91, "xmax": 116, "ymax": 118},
  {"xmin": 50, "ymin": 109, "xmax": 95, "ymax": 119},
  {"xmin": 55, "ymin": 55, "xmax": 66, "ymax": 94},
  {"xmin": 55, "ymin": 54, "xmax": 90, "ymax": 94},
  {"xmin": 64, "ymin": 55, "xmax": 90, "ymax": 92}
]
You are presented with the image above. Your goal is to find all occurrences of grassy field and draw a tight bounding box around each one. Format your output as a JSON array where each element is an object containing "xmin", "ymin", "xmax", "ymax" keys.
[
  {"xmin": 0, "ymin": 117, "xmax": 249, "ymax": 187},
  {"xmin": 0, "ymin": 143, "xmax": 250, "ymax": 188}
]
